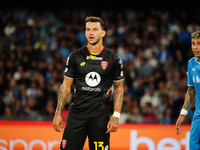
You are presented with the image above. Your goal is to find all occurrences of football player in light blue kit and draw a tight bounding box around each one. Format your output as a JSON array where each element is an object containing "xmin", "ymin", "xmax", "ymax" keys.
[{"xmin": 176, "ymin": 30, "xmax": 200, "ymax": 149}]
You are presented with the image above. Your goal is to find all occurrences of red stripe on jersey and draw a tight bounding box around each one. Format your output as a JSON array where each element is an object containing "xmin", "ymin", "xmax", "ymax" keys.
[
  {"xmin": 106, "ymin": 92, "xmax": 112, "ymax": 98},
  {"xmin": 87, "ymin": 46, "xmax": 104, "ymax": 55}
]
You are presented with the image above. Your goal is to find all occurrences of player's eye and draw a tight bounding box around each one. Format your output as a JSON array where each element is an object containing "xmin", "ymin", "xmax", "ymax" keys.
[{"xmin": 86, "ymin": 28, "xmax": 90, "ymax": 31}]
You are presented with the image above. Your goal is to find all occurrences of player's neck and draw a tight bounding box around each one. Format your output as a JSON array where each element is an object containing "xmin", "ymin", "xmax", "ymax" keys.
[
  {"xmin": 87, "ymin": 41, "xmax": 104, "ymax": 54},
  {"xmin": 198, "ymin": 57, "xmax": 200, "ymax": 63}
]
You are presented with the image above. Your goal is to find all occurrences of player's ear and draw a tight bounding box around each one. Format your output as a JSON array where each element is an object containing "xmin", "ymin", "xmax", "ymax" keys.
[{"xmin": 101, "ymin": 30, "xmax": 106, "ymax": 37}]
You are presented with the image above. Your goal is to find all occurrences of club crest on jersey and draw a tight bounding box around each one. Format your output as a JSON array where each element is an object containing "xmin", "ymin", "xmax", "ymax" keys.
[
  {"xmin": 101, "ymin": 61, "xmax": 108, "ymax": 70},
  {"xmin": 62, "ymin": 139, "xmax": 67, "ymax": 149}
]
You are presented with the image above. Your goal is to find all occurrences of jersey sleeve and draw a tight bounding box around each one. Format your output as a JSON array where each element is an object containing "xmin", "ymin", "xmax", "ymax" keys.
[
  {"xmin": 112, "ymin": 55, "xmax": 124, "ymax": 82},
  {"xmin": 63, "ymin": 53, "xmax": 76, "ymax": 79},
  {"xmin": 187, "ymin": 60, "xmax": 194, "ymax": 86}
]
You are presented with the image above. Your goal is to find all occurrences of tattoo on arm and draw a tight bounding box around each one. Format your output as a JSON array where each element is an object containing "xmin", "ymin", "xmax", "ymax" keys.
[
  {"xmin": 113, "ymin": 80, "xmax": 124, "ymax": 113},
  {"xmin": 55, "ymin": 77, "xmax": 73, "ymax": 114},
  {"xmin": 183, "ymin": 86, "xmax": 196, "ymax": 111}
]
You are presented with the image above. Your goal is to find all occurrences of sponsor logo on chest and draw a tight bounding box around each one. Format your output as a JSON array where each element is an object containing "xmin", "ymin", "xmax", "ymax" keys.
[{"xmin": 86, "ymin": 55, "xmax": 103, "ymax": 60}]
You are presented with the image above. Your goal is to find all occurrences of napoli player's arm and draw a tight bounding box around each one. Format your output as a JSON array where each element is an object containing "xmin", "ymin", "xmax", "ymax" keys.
[
  {"xmin": 183, "ymin": 86, "xmax": 196, "ymax": 110},
  {"xmin": 106, "ymin": 80, "xmax": 124, "ymax": 134},
  {"xmin": 175, "ymin": 86, "xmax": 196, "ymax": 134},
  {"xmin": 53, "ymin": 77, "xmax": 73, "ymax": 132}
]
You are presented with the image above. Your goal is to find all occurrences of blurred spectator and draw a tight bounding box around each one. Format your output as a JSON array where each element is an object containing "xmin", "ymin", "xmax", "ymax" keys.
[
  {"xmin": 26, "ymin": 81, "xmax": 38, "ymax": 98},
  {"xmin": 187, "ymin": 22, "xmax": 200, "ymax": 33},
  {"xmin": 13, "ymin": 65, "xmax": 24, "ymax": 81},
  {"xmin": 126, "ymin": 106, "xmax": 143, "ymax": 123},
  {"xmin": 4, "ymin": 21, "xmax": 16, "ymax": 37},
  {"xmin": 3, "ymin": 105, "xmax": 12, "ymax": 119},
  {"xmin": 148, "ymin": 52, "xmax": 159, "ymax": 70},
  {"xmin": 140, "ymin": 86, "xmax": 160, "ymax": 114},
  {"xmin": 178, "ymin": 25, "xmax": 191, "ymax": 44},
  {"xmin": 119, "ymin": 47, "xmax": 134, "ymax": 62},
  {"xmin": 24, "ymin": 97, "xmax": 37, "ymax": 119},
  {"xmin": 137, "ymin": 57, "xmax": 153, "ymax": 78},
  {"xmin": 2, "ymin": 89, "xmax": 13, "ymax": 105},
  {"xmin": 161, "ymin": 107, "xmax": 172, "ymax": 124},
  {"xmin": 42, "ymin": 99, "xmax": 55, "ymax": 120},
  {"xmin": 58, "ymin": 39, "xmax": 71, "ymax": 57},
  {"xmin": 157, "ymin": 44, "xmax": 171, "ymax": 67},
  {"xmin": 142, "ymin": 103, "xmax": 158, "ymax": 124}
]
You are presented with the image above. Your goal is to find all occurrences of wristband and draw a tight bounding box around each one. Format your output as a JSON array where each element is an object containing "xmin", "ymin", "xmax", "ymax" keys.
[
  {"xmin": 113, "ymin": 111, "xmax": 121, "ymax": 119},
  {"xmin": 180, "ymin": 109, "xmax": 188, "ymax": 116}
]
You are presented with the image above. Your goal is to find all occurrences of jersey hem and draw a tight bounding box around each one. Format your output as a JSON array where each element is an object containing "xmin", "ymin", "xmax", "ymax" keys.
[
  {"xmin": 63, "ymin": 75, "xmax": 74, "ymax": 79},
  {"xmin": 113, "ymin": 78, "xmax": 124, "ymax": 82}
]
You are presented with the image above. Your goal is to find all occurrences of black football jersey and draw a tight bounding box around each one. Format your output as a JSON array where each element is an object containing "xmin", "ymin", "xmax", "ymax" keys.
[{"xmin": 63, "ymin": 46, "xmax": 123, "ymax": 114}]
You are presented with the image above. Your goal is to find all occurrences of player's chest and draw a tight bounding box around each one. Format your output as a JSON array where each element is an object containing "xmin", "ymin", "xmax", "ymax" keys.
[
  {"xmin": 75, "ymin": 55, "xmax": 112, "ymax": 76},
  {"xmin": 191, "ymin": 64, "xmax": 200, "ymax": 84}
]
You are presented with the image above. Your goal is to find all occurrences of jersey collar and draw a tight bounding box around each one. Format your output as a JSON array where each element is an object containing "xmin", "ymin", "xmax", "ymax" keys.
[
  {"xmin": 86, "ymin": 46, "xmax": 104, "ymax": 55},
  {"xmin": 196, "ymin": 57, "xmax": 200, "ymax": 65}
]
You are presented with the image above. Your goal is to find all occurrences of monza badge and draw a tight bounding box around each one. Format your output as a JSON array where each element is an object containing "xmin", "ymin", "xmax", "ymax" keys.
[
  {"xmin": 62, "ymin": 139, "xmax": 67, "ymax": 149},
  {"xmin": 101, "ymin": 61, "xmax": 108, "ymax": 70}
]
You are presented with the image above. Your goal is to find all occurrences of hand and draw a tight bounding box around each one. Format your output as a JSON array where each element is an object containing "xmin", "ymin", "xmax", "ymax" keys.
[
  {"xmin": 175, "ymin": 115, "xmax": 185, "ymax": 135},
  {"xmin": 106, "ymin": 116, "xmax": 119, "ymax": 134},
  {"xmin": 53, "ymin": 114, "xmax": 64, "ymax": 132}
]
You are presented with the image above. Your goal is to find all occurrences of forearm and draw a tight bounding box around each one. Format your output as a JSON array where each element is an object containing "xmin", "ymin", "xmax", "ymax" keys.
[
  {"xmin": 113, "ymin": 80, "xmax": 124, "ymax": 113},
  {"xmin": 182, "ymin": 86, "xmax": 196, "ymax": 111},
  {"xmin": 55, "ymin": 78, "xmax": 72, "ymax": 114}
]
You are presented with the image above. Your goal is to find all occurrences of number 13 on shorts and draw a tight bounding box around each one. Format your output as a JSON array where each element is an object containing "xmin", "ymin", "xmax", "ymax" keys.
[{"xmin": 94, "ymin": 141, "xmax": 104, "ymax": 150}]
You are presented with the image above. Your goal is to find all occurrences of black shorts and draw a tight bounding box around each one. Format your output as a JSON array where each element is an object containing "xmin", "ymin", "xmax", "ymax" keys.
[{"xmin": 60, "ymin": 110, "xmax": 110, "ymax": 150}]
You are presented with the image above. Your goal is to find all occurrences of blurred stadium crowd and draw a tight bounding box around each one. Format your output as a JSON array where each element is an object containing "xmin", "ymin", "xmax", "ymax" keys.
[{"xmin": 0, "ymin": 7, "xmax": 199, "ymax": 123}]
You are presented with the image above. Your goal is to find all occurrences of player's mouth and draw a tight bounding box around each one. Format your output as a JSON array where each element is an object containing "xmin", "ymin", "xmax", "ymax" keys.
[
  {"xmin": 193, "ymin": 51, "xmax": 200, "ymax": 56},
  {"xmin": 89, "ymin": 36, "xmax": 95, "ymax": 40}
]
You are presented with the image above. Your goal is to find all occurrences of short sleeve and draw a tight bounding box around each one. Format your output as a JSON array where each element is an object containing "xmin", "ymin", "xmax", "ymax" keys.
[
  {"xmin": 112, "ymin": 55, "xmax": 124, "ymax": 82},
  {"xmin": 187, "ymin": 61, "xmax": 194, "ymax": 86},
  {"xmin": 63, "ymin": 53, "xmax": 76, "ymax": 79}
]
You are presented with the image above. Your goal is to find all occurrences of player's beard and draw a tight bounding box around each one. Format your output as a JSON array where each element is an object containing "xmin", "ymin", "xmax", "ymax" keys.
[{"xmin": 88, "ymin": 36, "xmax": 101, "ymax": 46}]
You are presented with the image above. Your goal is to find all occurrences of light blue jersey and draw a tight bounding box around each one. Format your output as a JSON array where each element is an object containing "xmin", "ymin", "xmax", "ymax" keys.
[
  {"xmin": 187, "ymin": 57, "xmax": 200, "ymax": 118},
  {"xmin": 187, "ymin": 57, "xmax": 200, "ymax": 149}
]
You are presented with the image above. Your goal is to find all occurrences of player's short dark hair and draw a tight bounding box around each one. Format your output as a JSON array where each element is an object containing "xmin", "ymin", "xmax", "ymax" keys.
[
  {"xmin": 85, "ymin": 16, "xmax": 104, "ymax": 30},
  {"xmin": 191, "ymin": 30, "xmax": 200, "ymax": 39}
]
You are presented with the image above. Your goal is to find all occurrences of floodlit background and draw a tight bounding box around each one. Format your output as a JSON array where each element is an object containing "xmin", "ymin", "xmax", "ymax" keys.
[{"xmin": 0, "ymin": 1, "xmax": 200, "ymax": 124}]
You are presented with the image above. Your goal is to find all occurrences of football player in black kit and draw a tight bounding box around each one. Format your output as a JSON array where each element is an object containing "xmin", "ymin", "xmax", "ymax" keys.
[{"xmin": 53, "ymin": 16, "xmax": 124, "ymax": 150}]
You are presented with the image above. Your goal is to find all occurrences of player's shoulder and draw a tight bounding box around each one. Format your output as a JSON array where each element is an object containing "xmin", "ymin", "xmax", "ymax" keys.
[
  {"xmin": 187, "ymin": 57, "xmax": 198, "ymax": 71},
  {"xmin": 69, "ymin": 47, "xmax": 87, "ymax": 56},
  {"xmin": 103, "ymin": 47, "xmax": 120, "ymax": 60},
  {"xmin": 188, "ymin": 57, "xmax": 197, "ymax": 65},
  {"xmin": 188, "ymin": 57, "xmax": 196, "ymax": 62},
  {"xmin": 68, "ymin": 47, "xmax": 87, "ymax": 61}
]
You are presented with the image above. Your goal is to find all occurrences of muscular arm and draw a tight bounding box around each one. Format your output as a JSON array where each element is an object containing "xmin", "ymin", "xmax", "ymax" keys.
[
  {"xmin": 182, "ymin": 86, "xmax": 196, "ymax": 111},
  {"xmin": 113, "ymin": 80, "xmax": 124, "ymax": 113},
  {"xmin": 53, "ymin": 77, "xmax": 73, "ymax": 132},
  {"xmin": 55, "ymin": 77, "xmax": 74, "ymax": 114},
  {"xmin": 106, "ymin": 80, "xmax": 123, "ymax": 134},
  {"xmin": 175, "ymin": 86, "xmax": 196, "ymax": 135}
]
